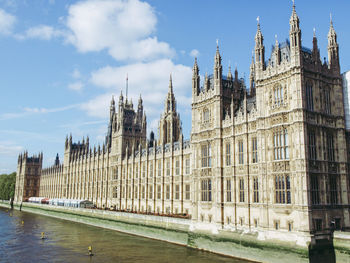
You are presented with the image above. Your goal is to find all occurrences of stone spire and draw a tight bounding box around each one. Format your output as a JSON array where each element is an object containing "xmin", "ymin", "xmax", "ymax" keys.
[
  {"xmin": 165, "ymin": 74, "xmax": 176, "ymax": 113},
  {"xmin": 192, "ymin": 57, "xmax": 200, "ymax": 96},
  {"xmin": 110, "ymin": 95, "xmax": 115, "ymax": 119},
  {"xmin": 274, "ymin": 34, "xmax": 280, "ymax": 65},
  {"xmin": 327, "ymin": 14, "xmax": 340, "ymax": 72},
  {"xmin": 227, "ymin": 63, "xmax": 233, "ymax": 80},
  {"xmin": 214, "ymin": 40, "xmax": 222, "ymax": 80},
  {"xmin": 249, "ymin": 51, "xmax": 256, "ymax": 96},
  {"xmin": 254, "ymin": 16, "xmax": 265, "ymax": 68},
  {"xmin": 312, "ymin": 28, "xmax": 320, "ymax": 63},
  {"xmin": 289, "ymin": 1, "xmax": 301, "ymax": 49}
]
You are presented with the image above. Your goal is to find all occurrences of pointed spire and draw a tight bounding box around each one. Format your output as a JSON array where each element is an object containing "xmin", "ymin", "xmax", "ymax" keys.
[
  {"xmin": 126, "ymin": 73, "xmax": 128, "ymax": 99},
  {"xmin": 227, "ymin": 61, "xmax": 233, "ymax": 80},
  {"xmin": 275, "ymin": 34, "xmax": 279, "ymax": 48},
  {"xmin": 327, "ymin": 13, "xmax": 339, "ymax": 72},
  {"xmin": 254, "ymin": 16, "xmax": 265, "ymax": 66},
  {"xmin": 193, "ymin": 57, "xmax": 199, "ymax": 75},
  {"xmin": 214, "ymin": 40, "xmax": 222, "ymax": 80},
  {"xmin": 234, "ymin": 65, "xmax": 238, "ymax": 80},
  {"xmin": 290, "ymin": 0, "xmax": 299, "ymax": 22},
  {"xmin": 169, "ymin": 73, "xmax": 173, "ymax": 93}
]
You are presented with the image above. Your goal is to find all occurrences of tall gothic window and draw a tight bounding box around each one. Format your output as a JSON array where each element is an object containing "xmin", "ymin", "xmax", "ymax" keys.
[
  {"xmin": 166, "ymin": 185, "xmax": 170, "ymax": 200},
  {"xmin": 185, "ymin": 157, "xmax": 190, "ymax": 174},
  {"xmin": 157, "ymin": 161, "xmax": 161, "ymax": 177},
  {"xmin": 142, "ymin": 163, "xmax": 146, "ymax": 178},
  {"xmin": 134, "ymin": 186, "xmax": 138, "ymax": 199},
  {"xmin": 310, "ymin": 175, "xmax": 320, "ymax": 205},
  {"xmin": 166, "ymin": 159, "xmax": 171, "ymax": 176},
  {"xmin": 275, "ymin": 175, "xmax": 291, "ymax": 204},
  {"xmin": 329, "ymin": 175, "xmax": 338, "ymax": 205},
  {"xmin": 175, "ymin": 159, "xmax": 180, "ymax": 175},
  {"xmin": 226, "ymin": 179, "xmax": 232, "ymax": 202},
  {"xmin": 327, "ymin": 133, "xmax": 335, "ymax": 161},
  {"xmin": 239, "ymin": 178, "xmax": 244, "ymax": 202},
  {"xmin": 306, "ymin": 82, "xmax": 314, "ymax": 111},
  {"xmin": 149, "ymin": 185, "xmax": 153, "ymax": 199},
  {"xmin": 253, "ymin": 177, "xmax": 259, "ymax": 203},
  {"xmin": 113, "ymin": 186, "xmax": 118, "ymax": 198},
  {"xmin": 308, "ymin": 131, "xmax": 317, "ymax": 160},
  {"xmin": 274, "ymin": 85, "xmax": 284, "ymax": 106},
  {"xmin": 203, "ymin": 108, "xmax": 210, "ymax": 123},
  {"xmin": 185, "ymin": 184, "xmax": 190, "ymax": 200},
  {"xmin": 324, "ymin": 88, "xmax": 331, "ymax": 114},
  {"xmin": 142, "ymin": 186, "xmax": 145, "ymax": 199},
  {"xmin": 238, "ymin": 140, "xmax": 244, "ymax": 164},
  {"xmin": 273, "ymin": 128, "xmax": 289, "ymax": 160},
  {"xmin": 149, "ymin": 163, "xmax": 153, "ymax": 177},
  {"xmin": 226, "ymin": 143, "xmax": 231, "ymax": 166},
  {"xmin": 175, "ymin": 184, "xmax": 180, "ymax": 200},
  {"xmin": 252, "ymin": 137, "xmax": 258, "ymax": 163},
  {"xmin": 157, "ymin": 185, "xmax": 161, "ymax": 200},
  {"xmin": 201, "ymin": 144, "xmax": 212, "ymax": 168},
  {"xmin": 201, "ymin": 179, "xmax": 212, "ymax": 202}
]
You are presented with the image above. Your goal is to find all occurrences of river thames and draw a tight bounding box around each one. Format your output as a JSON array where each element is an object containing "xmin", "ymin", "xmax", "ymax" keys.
[{"xmin": 0, "ymin": 207, "xmax": 251, "ymax": 263}]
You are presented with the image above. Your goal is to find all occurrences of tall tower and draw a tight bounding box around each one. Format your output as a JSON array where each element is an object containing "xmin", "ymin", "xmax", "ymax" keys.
[
  {"xmin": 289, "ymin": 2, "xmax": 302, "ymax": 66},
  {"xmin": 158, "ymin": 75, "xmax": 182, "ymax": 145},
  {"xmin": 110, "ymin": 84, "xmax": 147, "ymax": 158},
  {"xmin": 327, "ymin": 16, "xmax": 340, "ymax": 74},
  {"xmin": 14, "ymin": 152, "xmax": 43, "ymax": 202},
  {"xmin": 255, "ymin": 17, "xmax": 265, "ymax": 71}
]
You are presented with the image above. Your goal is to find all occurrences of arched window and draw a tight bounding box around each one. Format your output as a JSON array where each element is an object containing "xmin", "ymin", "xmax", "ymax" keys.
[
  {"xmin": 306, "ymin": 81, "xmax": 314, "ymax": 111},
  {"xmin": 274, "ymin": 85, "xmax": 284, "ymax": 106},
  {"xmin": 203, "ymin": 108, "xmax": 210, "ymax": 123}
]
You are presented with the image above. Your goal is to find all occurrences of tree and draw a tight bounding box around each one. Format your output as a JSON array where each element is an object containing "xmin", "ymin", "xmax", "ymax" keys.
[{"xmin": 0, "ymin": 172, "xmax": 16, "ymax": 200}]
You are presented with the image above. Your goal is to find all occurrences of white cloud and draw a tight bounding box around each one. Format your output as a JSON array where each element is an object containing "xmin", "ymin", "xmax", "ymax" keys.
[
  {"xmin": 190, "ymin": 49, "xmax": 199, "ymax": 58},
  {"xmin": 65, "ymin": 0, "xmax": 174, "ymax": 61},
  {"xmin": 72, "ymin": 68, "xmax": 81, "ymax": 79},
  {"xmin": 0, "ymin": 141, "xmax": 23, "ymax": 156},
  {"xmin": 24, "ymin": 25, "xmax": 64, "ymax": 40},
  {"xmin": 0, "ymin": 8, "xmax": 16, "ymax": 35},
  {"xmin": 82, "ymin": 59, "xmax": 192, "ymax": 123},
  {"xmin": 68, "ymin": 81, "xmax": 83, "ymax": 91},
  {"xmin": 0, "ymin": 104, "xmax": 79, "ymax": 120}
]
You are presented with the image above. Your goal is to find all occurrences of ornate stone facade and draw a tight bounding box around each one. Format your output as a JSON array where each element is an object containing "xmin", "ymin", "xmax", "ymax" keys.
[{"xmin": 14, "ymin": 5, "xmax": 349, "ymax": 247}]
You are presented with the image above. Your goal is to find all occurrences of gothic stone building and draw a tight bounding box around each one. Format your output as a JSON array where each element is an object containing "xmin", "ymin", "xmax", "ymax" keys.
[{"xmin": 15, "ymin": 5, "xmax": 350, "ymax": 247}]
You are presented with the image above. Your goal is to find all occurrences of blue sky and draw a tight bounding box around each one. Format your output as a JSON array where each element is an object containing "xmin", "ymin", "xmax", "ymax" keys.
[{"xmin": 1, "ymin": 0, "xmax": 350, "ymax": 173}]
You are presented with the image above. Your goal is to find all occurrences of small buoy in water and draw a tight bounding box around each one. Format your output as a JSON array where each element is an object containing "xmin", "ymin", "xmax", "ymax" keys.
[
  {"xmin": 41, "ymin": 232, "xmax": 46, "ymax": 240},
  {"xmin": 88, "ymin": 246, "xmax": 94, "ymax": 256}
]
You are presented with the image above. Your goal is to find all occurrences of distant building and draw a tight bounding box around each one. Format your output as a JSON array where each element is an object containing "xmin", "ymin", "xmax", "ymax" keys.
[{"xmin": 15, "ymin": 4, "xmax": 349, "ymax": 249}]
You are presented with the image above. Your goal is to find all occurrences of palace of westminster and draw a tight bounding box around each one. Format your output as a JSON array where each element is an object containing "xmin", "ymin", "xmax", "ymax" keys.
[{"xmin": 14, "ymin": 4, "xmax": 350, "ymax": 246}]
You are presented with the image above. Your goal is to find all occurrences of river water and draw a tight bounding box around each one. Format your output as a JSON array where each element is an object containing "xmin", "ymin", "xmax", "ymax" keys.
[{"xmin": 0, "ymin": 207, "xmax": 250, "ymax": 263}]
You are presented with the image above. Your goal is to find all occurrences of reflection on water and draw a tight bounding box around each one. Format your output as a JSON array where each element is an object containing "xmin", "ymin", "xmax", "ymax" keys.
[{"xmin": 0, "ymin": 207, "xmax": 250, "ymax": 263}]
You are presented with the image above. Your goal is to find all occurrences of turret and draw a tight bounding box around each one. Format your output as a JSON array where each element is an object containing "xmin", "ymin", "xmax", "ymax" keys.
[
  {"xmin": 110, "ymin": 95, "xmax": 115, "ymax": 119},
  {"xmin": 214, "ymin": 41, "xmax": 222, "ymax": 85},
  {"xmin": 255, "ymin": 17, "xmax": 265, "ymax": 69},
  {"xmin": 289, "ymin": 2, "xmax": 302, "ymax": 66},
  {"xmin": 274, "ymin": 35, "xmax": 281, "ymax": 65},
  {"xmin": 54, "ymin": 153, "xmax": 60, "ymax": 166},
  {"xmin": 165, "ymin": 74, "xmax": 176, "ymax": 113},
  {"xmin": 249, "ymin": 52, "xmax": 256, "ymax": 96},
  {"xmin": 289, "ymin": 2, "xmax": 301, "ymax": 49},
  {"xmin": 312, "ymin": 28, "xmax": 320, "ymax": 64},
  {"xmin": 227, "ymin": 65, "xmax": 233, "ymax": 81},
  {"xmin": 192, "ymin": 58, "xmax": 200, "ymax": 96},
  {"xmin": 327, "ymin": 15, "xmax": 340, "ymax": 73}
]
